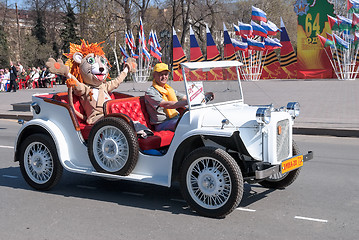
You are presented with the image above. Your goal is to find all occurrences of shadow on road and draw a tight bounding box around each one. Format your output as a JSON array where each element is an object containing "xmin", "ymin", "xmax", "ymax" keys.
[{"xmin": 0, "ymin": 166, "xmax": 278, "ymax": 217}]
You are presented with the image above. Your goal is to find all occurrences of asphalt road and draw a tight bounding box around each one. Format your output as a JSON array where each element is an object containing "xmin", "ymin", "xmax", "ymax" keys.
[{"xmin": 0, "ymin": 119, "xmax": 358, "ymax": 240}]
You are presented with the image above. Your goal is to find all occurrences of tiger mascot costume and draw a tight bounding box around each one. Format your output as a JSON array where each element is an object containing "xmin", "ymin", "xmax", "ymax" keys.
[{"xmin": 46, "ymin": 40, "xmax": 137, "ymax": 124}]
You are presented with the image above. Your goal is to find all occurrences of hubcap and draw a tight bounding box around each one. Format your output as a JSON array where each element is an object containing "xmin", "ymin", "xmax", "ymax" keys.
[
  {"xmin": 93, "ymin": 126, "xmax": 129, "ymax": 172},
  {"xmin": 102, "ymin": 139, "xmax": 119, "ymax": 159},
  {"xmin": 24, "ymin": 142, "xmax": 53, "ymax": 184},
  {"xmin": 187, "ymin": 157, "xmax": 231, "ymax": 209}
]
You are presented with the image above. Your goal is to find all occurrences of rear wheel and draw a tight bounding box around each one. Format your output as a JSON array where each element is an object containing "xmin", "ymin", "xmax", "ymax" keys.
[
  {"xmin": 259, "ymin": 141, "xmax": 301, "ymax": 189},
  {"xmin": 88, "ymin": 117, "xmax": 139, "ymax": 176},
  {"xmin": 180, "ymin": 147, "xmax": 243, "ymax": 218},
  {"xmin": 19, "ymin": 133, "xmax": 63, "ymax": 190}
]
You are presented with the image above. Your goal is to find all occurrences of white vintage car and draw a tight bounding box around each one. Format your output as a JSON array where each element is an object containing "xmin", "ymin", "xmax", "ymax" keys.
[{"xmin": 14, "ymin": 61, "xmax": 312, "ymax": 218}]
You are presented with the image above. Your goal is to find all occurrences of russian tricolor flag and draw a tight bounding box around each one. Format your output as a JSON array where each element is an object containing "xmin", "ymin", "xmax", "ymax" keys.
[
  {"xmin": 264, "ymin": 38, "xmax": 282, "ymax": 50},
  {"xmin": 223, "ymin": 23, "xmax": 236, "ymax": 61},
  {"xmin": 119, "ymin": 43, "xmax": 129, "ymax": 61},
  {"xmin": 125, "ymin": 32, "xmax": 134, "ymax": 50},
  {"xmin": 206, "ymin": 24, "xmax": 221, "ymax": 61},
  {"xmin": 189, "ymin": 26, "xmax": 206, "ymax": 80},
  {"xmin": 129, "ymin": 48, "xmax": 139, "ymax": 59},
  {"xmin": 231, "ymin": 38, "xmax": 248, "ymax": 52},
  {"xmin": 261, "ymin": 20, "xmax": 281, "ymax": 36},
  {"xmin": 247, "ymin": 38, "xmax": 265, "ymax": 51},
  {"xmin": 153, "ymin": 31, "xmax": 161, "ymax": 51},
  {"xmin": 251, "ymin": 20, "xmax": 267, "ymax": 38},
  {"xmin": 139, "ymin": 17, "xmax": 147, "ymax": 50},
  {"xmin": 129, "ymin": 31, "xmax": 136, "ymax": 49},
  {"xmin": 233, "ymin": 24, "xmax": 240, "ymax": 36},
  {"xmin": 148, "ymin": 31, "xmax": 162, "ymax": 62},
  {"xmin": 142, "ymin": 47, "xmax": 151, "ymax": 61},
  {"xmin": 279, "ymin": 17, "xmax": 297, "ymax": 78},
  {"xmin": 252, "ymin": 6, "xmax": 267, "ymax": 22},
  {"xmin": 223, "ymin": 23, "xmax": 238, "ymax": 80},
  {"xmin": 172, "ymin": 28, "xmax": 188, "ymax": 81},
  {"xmin": 206, "ymin": 24, "xmax": 223, "ymax": 80},
  {"xmin": 189, "ymin": 26, "xmax": 204, "ymax": 62},
  {"xmin": 237, "ymin": 22, "xmax": 253, "ymax": 37}
]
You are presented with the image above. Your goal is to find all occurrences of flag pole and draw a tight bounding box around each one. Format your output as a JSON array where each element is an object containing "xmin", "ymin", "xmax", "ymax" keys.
[
  {"xmin": 330, "ymin": 47, "xmax": 341, "ymax": 79},
  {"xmin": 259, "ymin": 50, "xmax": 268, "ymax": 79},
  {"xmin": 325, "ymin": 47, "xmax": 340, "ymax": 79},
  {"xmin": 352, "ymin": 47, "xmax": 359, "ymax": 79},
  {"xmin": 112, "ymin": 36, "xmax": 120, "ymax": 75},
  {"xmin": 333, "ymin": 43, "xmax": 344, "ymax": 80}
]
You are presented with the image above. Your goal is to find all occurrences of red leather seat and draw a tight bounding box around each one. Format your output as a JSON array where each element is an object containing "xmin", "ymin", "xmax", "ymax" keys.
[
  {"xmin": 105, "ymin": 97, "xmax": 175, "ymax": 150},
  {"xmin": 54, "ymin": 92, "xmax": 174, "ymax": 150}
]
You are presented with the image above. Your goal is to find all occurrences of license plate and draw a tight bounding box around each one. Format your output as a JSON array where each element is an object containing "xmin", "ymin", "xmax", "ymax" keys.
[{"xmin": 281, "ymin": 155, "xmax": 303, "ymax": 174}]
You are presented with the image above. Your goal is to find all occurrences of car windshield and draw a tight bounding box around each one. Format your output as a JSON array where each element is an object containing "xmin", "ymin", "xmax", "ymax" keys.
[{"xmin": 180, "ymin": 61, "xmax": 244, "ymax": 109}]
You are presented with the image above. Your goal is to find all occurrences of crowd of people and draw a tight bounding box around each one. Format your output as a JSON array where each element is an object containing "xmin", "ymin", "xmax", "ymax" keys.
[{"xmin": 0, "ymin": 61, "xmax": 65, "ymax": 92}]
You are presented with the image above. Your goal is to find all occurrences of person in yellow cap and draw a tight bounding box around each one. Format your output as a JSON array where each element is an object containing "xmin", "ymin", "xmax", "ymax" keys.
[{"xmin": 144, "ymin": 63, "xmax": 187, "ymax": 131}]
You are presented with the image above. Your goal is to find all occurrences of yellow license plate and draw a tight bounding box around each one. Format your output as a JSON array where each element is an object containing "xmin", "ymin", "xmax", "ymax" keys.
[{"xmin": 281, "ymin": 155, "xmax": 304, "ymax": 174}]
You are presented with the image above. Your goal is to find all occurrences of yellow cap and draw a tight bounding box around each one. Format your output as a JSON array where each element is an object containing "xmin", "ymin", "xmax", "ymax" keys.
[{"xmin": 153, "ymin": 63, "xmax": 170, "ymax": 73}]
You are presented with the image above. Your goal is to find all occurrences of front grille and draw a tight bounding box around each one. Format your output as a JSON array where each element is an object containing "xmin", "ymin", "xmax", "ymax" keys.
[{"xmin": 277, "ymin": 119, "xmax": 290, "ymax": 161}]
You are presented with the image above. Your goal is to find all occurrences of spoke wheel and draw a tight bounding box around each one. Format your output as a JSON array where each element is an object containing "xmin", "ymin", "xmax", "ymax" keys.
[
  {"xmin": 19, "ymin": 134, "xmax": 63, "ymax": 190},
  {"xmin": 259, "ymin": 140, "xmax": 301, "ymax": 189},
  {"xmin": 88, "ymin": 117, "xmax": 138, "ymax": 176},
  {"xmin": 180, "ymin": 147, "xmax": 243, "ymax": 218}
]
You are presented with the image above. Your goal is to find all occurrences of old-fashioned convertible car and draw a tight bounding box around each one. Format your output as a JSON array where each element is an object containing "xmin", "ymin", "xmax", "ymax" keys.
[{"xmin": 14, "ymin": 61, "xmax": 313, "ymax": 218}]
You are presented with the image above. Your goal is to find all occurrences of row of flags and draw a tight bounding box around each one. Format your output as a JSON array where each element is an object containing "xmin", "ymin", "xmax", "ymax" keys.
[
  {"xmin": 318, "ymin": 13, "xmax": 359, "ymax": 50},
  {"xmin": 120, "ymin": 7, "xmax": 297, "ymax": 80},
  {"xmin": 316, "ymin": 0, "xmax": 359, "ymax": 80},
  {"xmin": 348, "ymin": 0, "xmax": 359, "ymax": 13},
  {"xmin": 120, "ymin": 17, "xmax": 162, "ymax": 63},
  {"xmin": 172, "ymin": 6, "xmax": 297, "ymax": 80}
]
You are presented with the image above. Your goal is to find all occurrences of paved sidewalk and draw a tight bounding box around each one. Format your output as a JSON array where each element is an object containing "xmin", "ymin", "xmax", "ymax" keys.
[{"xmin": 0, "ymin": 79, "xmax": 358, "ymax": 137}]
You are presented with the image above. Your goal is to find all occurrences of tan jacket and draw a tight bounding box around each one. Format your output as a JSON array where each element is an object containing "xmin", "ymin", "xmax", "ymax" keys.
[{"xmin": 73, "ymin": 71, "xmax": 128, "ymax": 124}]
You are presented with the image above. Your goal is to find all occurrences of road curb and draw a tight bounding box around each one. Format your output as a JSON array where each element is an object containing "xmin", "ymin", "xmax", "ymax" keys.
[
  {"xmin": 0, "ymin": 114, "xmax": 32, "ymax": 121},
  {"xmin": 293, "ymin": 127, "xmax": 359, "ymax": 138}
]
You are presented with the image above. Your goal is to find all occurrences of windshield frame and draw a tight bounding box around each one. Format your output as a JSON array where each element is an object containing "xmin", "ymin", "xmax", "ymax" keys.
[{"xmin": 180, "ymin": 61, "xmax": 244, "ymax": 110}]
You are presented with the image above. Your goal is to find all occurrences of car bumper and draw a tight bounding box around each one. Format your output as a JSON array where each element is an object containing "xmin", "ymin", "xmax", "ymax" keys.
[{"xmin": 255, "ymin": 151, "xmax": 314, "ymax": 180}]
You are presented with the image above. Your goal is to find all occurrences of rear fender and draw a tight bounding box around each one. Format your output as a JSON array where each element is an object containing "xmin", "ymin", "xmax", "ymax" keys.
[{"xmin": 14, "ymin": 119, "xmax": 90, "ymax": 169}]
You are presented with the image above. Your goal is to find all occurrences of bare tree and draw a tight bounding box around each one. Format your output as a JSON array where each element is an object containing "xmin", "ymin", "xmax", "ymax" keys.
[{"xmin": 113, "ymin": 0, "xmax": 134, "ymax": 33}]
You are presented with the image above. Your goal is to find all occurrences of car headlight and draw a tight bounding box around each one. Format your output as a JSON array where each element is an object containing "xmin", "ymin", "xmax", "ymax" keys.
[
  {"xmin": 256, "ymin": 107, "xmax": 271, "ymax": 125},
  {"xmin": 287, "ymin": 102, "xmax": 300, "ymax": 118}
]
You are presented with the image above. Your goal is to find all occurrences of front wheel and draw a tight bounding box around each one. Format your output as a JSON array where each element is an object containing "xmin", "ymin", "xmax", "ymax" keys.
[
  {"xmin": 259, "ymin": 141, "xmax": 301, "ymax": 189},
  {"xmin": 19, "ymin": 133, "xmax": 63, "ymax": 190},
  {"xmin": 180, "ymin": 147, "xmax": 243, "ymax": 218}
]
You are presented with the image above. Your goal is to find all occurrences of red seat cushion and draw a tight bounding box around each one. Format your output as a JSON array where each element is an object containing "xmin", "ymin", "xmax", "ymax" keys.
[
  {"xmin": 138, "ymin": 131, "xmax": 175, "ymax": 150},
  {"xmin": 105, "ymin": 97, "xmax": 175, "ymax": 150}
]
